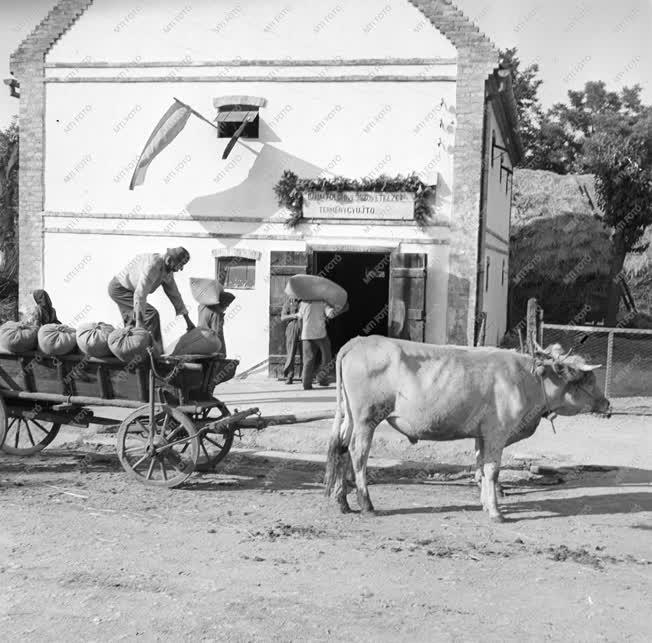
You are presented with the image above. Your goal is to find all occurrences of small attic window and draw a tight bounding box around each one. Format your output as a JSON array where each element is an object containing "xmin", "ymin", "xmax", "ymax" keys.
[
  {"xmin": 214, "ymin": 95, "xmax": 266, "ymax": 140},
  {"xmin": 216, "ymin": 107, "xmax": 259, "ymax": 139}
]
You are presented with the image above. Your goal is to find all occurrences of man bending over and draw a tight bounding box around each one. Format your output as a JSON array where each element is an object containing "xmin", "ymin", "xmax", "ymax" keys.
[{"xmin": 108, "ymin": 247, "xmax": 195, "ymax": 346}]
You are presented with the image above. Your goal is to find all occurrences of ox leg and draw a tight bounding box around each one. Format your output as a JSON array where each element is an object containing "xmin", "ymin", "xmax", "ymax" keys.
[
  {"xmin": 474, "ymin": 437, "xmax": 484, "ymax": 493},
  {"xmin": 481, "ymin": 453, "xmax": 505, "ymax": 523},
  {"xmin": 349, "ymin": 422, "xmax": 376, "ymax": 515}
]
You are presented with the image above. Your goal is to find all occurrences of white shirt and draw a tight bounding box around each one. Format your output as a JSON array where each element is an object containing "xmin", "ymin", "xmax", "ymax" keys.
[
  {"xmin": 114, "ymin": 253, "xmax": 188, "ymax": 319},
  {"xmin": 298, "ymin": 301, "xmax": 334, "ymax": 340}
]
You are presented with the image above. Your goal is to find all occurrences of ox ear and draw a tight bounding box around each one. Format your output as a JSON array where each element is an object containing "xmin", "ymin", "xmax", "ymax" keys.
[{"xmin": 552, "ymin": 361, "xmax": 583, "ymax": 382}]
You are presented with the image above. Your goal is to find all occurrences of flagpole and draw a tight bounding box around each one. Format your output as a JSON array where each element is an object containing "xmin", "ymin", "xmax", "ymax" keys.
[{"xmin": 173, "ymin": 97, "xmax": 218, "ymax": 130}]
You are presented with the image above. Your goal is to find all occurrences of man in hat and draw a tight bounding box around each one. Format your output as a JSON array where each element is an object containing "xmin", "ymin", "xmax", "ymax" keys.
[
  {"xmin": 197, "ymin": 290, "xmax": 236, "ymax": 356},
  {"xmin": 108, "ymin": 247, "xmax": 194, "ymax": 346}
]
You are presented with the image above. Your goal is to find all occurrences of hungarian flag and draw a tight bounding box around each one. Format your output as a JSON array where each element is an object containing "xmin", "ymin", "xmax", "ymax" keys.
[{"xmin": 129, "ymin": 99, "xmax": 192, "ymax": 190}]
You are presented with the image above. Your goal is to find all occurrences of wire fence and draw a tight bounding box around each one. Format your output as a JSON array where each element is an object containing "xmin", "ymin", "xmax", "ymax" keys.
[{"xmin": 542, "ymin": 323, "xmax": 652, "ymax": 400}]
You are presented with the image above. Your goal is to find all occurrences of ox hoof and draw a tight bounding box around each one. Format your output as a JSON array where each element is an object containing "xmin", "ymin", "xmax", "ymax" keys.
[{"xmin": 489, "ymin": 512, "xmax": 505, "ymax": 523}]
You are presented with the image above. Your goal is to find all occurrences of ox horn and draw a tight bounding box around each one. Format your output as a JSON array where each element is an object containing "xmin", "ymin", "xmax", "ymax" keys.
[{"xmin": 578, "ymin": 363, "xmax": 602, "ymax": 371}]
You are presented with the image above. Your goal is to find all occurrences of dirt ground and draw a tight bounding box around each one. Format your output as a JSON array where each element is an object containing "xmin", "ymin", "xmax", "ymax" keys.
[{"xmin": 1, "ymin": 440, "xmax": 651, "ymax": 642}]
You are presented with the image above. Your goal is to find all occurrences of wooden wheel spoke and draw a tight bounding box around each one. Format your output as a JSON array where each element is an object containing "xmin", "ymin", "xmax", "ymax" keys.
[
  {"xmin": 132, "ymin": 453, "xmax": 151, "ymax": 470},
  {"xmin": 204, "ymin": 435, "xmax": 225, "ymax": 449},
  {"xmin": 134, "ymin": 419, "xmax": 150, "ymax": 434},
  {"xmin": 14, "ymin": 419, "xmax": 22, "ymax": 448},
  {"xmin": 7, "ymin": 417, "xmax": 18, "ymax": 432},
  {"xmin": 30, "ymin": 420, "xmax": 50, "ymax": 435},
  {"xmin": 200, "ymin": 441, "xmax": 210, "ymax": 462},
  {"xmin": 166, "ymin": 425, "xmax": 183, "ymax": 441},
  {"xmin": 159, "ymin": 460, "xmax": 168, "ymax": 481},
  {"xmin": 146, "ymin": 458, "xmax": 156, "ymax": 480},
  {"xmin": 124, "ymin": 446, "xmax": 147, "ymax": 455},
  {"xmin": 24, "ymin": 423, "xmax": 36, "ymax": 446}
]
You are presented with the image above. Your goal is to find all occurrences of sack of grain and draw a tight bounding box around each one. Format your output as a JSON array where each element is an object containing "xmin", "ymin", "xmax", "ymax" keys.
[
  {"xmin": 76, "ymin": 322, "xmax": 115, "ymax": 358},
  {"xmin": 38, "ymin": 324, "xmax": 77, "ymax": 356},
  {"xmin": 190, "ymin": 277, "xmax": 223, "ymax": 305},
  {"xmin": 0, "ymin": 321, "xmax": 39, "ymax": 353},
  {"xmin": 166, "ymin": 328, "xmax": 222, "ymax": 356},
  {"xmin": 108, "ymin": 327, "xmax": 152, "ymax": 363},
  {"xmin": 285, "ymin": 274, "xmax": 347, "ymax": 309}
]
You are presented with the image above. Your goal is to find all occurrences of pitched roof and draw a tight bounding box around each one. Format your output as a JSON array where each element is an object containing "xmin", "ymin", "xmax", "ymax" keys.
[
  {"xmin": 407, "ymin": 0, "xmax": 499, "ymax": 61},
  {"xmin": 12, "ymin": 1, "xmax": 500, "ymax": 74},
  {"xmin": 10, "ymin": 0, "xmax": 94, "ymax": 75}
]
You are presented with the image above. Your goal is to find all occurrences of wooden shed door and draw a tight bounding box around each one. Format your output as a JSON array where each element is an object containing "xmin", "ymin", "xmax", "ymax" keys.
[
  {"xmin": 388, "ymin": 252, "xmax": 426, "ymax": 341},
  {"xmin": 268, "ymin": 251, "xmax": 307, "ymax": 378}
]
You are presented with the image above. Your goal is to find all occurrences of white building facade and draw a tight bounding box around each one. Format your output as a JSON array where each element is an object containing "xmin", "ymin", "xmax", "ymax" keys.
[{"xmin": 10, "ymin": 0, "xmax": 521, "ymax": 374}]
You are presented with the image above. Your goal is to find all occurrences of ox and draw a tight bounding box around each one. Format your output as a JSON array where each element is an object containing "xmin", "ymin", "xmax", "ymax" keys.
[{"xmin": 324, "ymin": 336, "xmax": 610, "ymax": 522}]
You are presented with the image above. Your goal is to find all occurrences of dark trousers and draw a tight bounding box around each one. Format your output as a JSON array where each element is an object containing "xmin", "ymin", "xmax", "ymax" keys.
[
  {"xmin": 302, "ymin": 336, "xmax": 332, "ymax": 388},
  {"xmin": 107, "ymin": 277, "xmax": 163, "ymax": 345},
  {"xmin": 283, "ymin": 320, "xmax": 302, "ymax": 380}
]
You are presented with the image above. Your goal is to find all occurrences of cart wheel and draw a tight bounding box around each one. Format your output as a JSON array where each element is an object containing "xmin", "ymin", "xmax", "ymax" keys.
[
  {"xmin": 0, "ymin": 397, "xmax": 7, "ymax": 449},
  {"xmin": 117, "ymin": 405, "xmax": 199, "ymax": 488},
  {"xmin": 198, "ymin": 426, "xmax": 235, "ymax": 468},
  {"xmin": 1, "ymin": 404, "xmax": 62, "ymax": 455}
]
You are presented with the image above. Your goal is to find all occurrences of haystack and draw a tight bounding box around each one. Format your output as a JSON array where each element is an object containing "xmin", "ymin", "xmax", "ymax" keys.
[
  {"xmin": 510, "ymin": 170, "xmax": 610, "ymax": 325},
  {"xmin": 510, "ymin": 169, "xmax": 652, "ymax": 324}
]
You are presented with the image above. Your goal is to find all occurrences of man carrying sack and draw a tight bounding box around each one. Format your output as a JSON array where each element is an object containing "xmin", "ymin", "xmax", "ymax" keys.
[
  {"xmin": 298, "ymin": 299, "xmax": 336, "ymax": 390},
  {"xmin": 108, "ymin": 247, "xmax": 195, "ymax": 346}
]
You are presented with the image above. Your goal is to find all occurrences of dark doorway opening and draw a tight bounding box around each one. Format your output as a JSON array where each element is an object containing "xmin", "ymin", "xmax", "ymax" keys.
[{"xmin": 311, "ymin": 251, "xmax": 390, "ymax": 356}]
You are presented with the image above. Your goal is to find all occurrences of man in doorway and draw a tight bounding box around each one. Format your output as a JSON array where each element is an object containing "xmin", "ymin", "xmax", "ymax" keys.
[
  {"xmin": 298, "ymin": 299, "xmax": 336, "ymax": 390},
  {"xmin": 108, "ymin": 247, "xmax": 195, "ymax": 346},
  {"xmin": 280, "ymin": 295, "xmax": 302, "ymax": 384}
]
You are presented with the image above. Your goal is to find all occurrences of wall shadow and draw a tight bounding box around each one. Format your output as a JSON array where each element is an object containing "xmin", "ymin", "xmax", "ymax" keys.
[{"xmin": 185, "ymin": 139, "xmax": 325, "ymax": 230}]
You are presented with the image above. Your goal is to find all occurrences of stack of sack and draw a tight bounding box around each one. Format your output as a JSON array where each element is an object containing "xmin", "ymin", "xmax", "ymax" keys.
[
  {"xmin": 76, "ymin": 322, "xmax": 115, "ymax": 358},
  {"xmin": 38, "ymin": 324, "xmax": 78, "ymax": 355},
  {"xmin": 107, "ymin": 327, "xmax": 155, "ymax": 362},
  {"xmin": 0, "ymin": 321, "xmax": 39, "ymax": 353}
]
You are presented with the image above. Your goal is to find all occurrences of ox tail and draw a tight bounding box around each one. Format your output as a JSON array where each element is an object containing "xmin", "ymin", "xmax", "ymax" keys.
[{"xmin": 324, "ymin": 339, "xmax": 356, "ymax": 497}]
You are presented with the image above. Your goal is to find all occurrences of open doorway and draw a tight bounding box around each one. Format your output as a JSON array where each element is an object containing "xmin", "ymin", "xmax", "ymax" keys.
[{"xmin": 311, "ymin": 250, "xmax": 390, "ymax": 355}]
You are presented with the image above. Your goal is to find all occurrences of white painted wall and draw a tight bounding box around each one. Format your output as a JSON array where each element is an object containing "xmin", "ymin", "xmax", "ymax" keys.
[
  {"xmin": 43, "ymin": 222, "xmax": 451, "ymax": 370},
  {"xmin": 485, "ymin": 106, "xmax": 512, "ymax": 240},
  {"xmin": 44, "ymin": 80, "xmax": 456, "ymax": 217},
  {"xmin": 481, "ymin": 104, "xmax": 512, "ymax": 345},
  {"xmin": 48, "ymin": 0, "xmax": 458, "ymax": 63},
  {"xmin": 40, "ymin": 0, "xmax": 461, "ymax": 368}
]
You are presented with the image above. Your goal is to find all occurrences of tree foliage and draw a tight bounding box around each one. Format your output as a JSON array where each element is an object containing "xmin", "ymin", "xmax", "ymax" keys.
[
  {"xmin": 501, "ymin": 49, "xmax": 651, "ymax": 324},
  {"xmin": 498, "ymin": 48, "xmax": 544, "ymax": 169},
  {"xmin": 0, "ymin": 118, "xmax": 19, "ymax": 321}
]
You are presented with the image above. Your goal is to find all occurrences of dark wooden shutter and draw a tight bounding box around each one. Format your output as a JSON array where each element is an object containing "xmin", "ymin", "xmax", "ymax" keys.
[
  {"xmin": 268, "ymin": 251, "xmax": 307, "ymax": 377},
  {"xmin": 388, "ymin": 252, "xmax": 426, "ymax": 342}
]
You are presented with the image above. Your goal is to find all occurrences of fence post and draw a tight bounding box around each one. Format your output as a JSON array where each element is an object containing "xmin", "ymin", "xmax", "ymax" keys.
[
  {"xmin": 604, "ymin": 331, "xmax": 614, "ymax": 398},
  {"xmin": 526, "ymin": 298, "xmax": 539, "ymax": 355}
]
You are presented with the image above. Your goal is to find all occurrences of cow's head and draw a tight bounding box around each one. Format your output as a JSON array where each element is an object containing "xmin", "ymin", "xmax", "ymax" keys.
[{"xmin": 534, "ymin": 343, "xmax": 611, "ymax": 417}]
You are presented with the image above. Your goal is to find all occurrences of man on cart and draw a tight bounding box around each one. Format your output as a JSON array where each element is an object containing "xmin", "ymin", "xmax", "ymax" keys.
[{"xmin": 108, "ymin": 247, "xmax": 195, "ymax": 346}]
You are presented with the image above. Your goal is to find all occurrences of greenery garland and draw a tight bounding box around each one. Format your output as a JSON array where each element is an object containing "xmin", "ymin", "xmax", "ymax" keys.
[{"xmin": 273, "ymin": 170, "xmax": 434, "ymax": 227}]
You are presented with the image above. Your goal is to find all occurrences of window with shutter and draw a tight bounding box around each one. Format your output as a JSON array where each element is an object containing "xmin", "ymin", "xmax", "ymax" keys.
[{"xmin": 388, "ymin": 253, "xmax": 426, "ymax": 342}]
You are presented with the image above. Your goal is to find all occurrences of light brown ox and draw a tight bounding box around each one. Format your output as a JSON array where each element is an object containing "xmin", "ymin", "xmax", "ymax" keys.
[{"xmin": 324, "ymin": 336, "xmax": 611, "ymax": 522}]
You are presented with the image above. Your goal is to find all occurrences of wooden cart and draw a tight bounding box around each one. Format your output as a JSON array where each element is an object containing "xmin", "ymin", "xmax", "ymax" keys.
[{"xmin": 0, "ymin": 348, "xmax": 260, "ymax": 487}]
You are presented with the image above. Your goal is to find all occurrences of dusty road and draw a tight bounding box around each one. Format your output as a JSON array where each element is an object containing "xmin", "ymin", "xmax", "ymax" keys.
[{"xmin": 1, "ymin": 445, "xmax": 650, "ymax": 642}]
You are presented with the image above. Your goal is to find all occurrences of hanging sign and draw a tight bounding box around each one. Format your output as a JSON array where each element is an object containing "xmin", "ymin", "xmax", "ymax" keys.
[{"xmin": 302, "ymin": 191, "xmax": 415, "ymax": 221}]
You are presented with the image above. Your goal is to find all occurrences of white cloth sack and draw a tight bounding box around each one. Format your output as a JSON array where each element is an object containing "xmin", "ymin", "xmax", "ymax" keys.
[
  {"xmin": 190, "ymin": 278, "xmax": 223, "ymax": 305},
  {"xmin": 285, "ymin": 274, "xmax": 347, "ymax": 309},
  {"xmin": 166, "ymin": 328, "xmax": 222, "ymax": 356}
]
